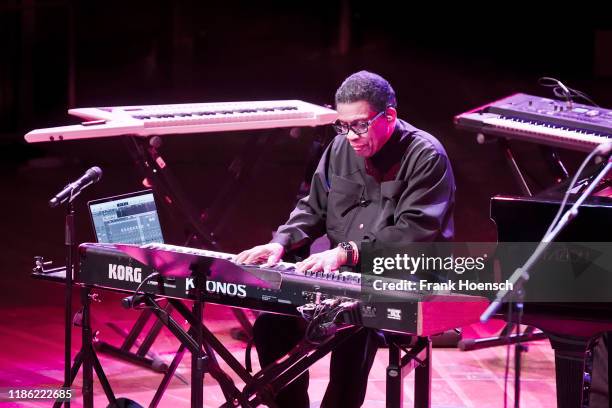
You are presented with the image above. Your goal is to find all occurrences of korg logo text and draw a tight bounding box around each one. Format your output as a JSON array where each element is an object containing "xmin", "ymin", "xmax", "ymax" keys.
[
  {"xmin": 186, "ymin": 278, "xmax": 247, "ymax": 298},
  {"xmin": 108, "ymin": 264, "xmax": 142, "ymax": 283}
]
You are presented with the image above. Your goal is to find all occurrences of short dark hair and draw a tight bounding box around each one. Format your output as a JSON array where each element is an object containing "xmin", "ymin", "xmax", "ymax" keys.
[{"xmin": 335, "ymin": 71, "xmax": 397, "ymax": 112}]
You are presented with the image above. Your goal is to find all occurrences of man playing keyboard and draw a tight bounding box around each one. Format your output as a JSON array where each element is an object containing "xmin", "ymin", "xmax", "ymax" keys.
[{"xmin": 236, "ymin": 70, "xmax": 455, "ymax": 408}]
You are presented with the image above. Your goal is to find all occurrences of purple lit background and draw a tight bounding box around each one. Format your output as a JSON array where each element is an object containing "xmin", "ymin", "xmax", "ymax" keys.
[{"xmin": 0, "ymin": 2, "xmax": 611, "ymax": 406}]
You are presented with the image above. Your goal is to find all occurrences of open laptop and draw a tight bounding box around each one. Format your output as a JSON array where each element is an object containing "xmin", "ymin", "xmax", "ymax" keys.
[{"xmin": 87, "ymin": 189, "xmax": 165, "ymax": 245}]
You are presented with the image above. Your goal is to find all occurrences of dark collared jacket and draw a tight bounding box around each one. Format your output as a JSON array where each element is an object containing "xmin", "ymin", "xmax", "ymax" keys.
[{"xmin": 271, "ymin": 119, "xmax": 455, "ymax": 255}]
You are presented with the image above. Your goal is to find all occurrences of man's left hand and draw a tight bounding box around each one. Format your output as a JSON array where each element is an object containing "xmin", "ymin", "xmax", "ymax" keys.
[{"xmin": 295, "ymin": 247, "xmax": 347, "ymax": 273}]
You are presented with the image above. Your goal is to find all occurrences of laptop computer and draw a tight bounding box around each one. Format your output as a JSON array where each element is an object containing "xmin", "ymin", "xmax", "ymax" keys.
[{"xmin": 87, "ymin": 189, "xmax": 165, "ymax": 245}]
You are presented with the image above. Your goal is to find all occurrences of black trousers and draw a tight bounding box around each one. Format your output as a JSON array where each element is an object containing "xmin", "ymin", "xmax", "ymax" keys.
[{"xmin": 252, "ymin": 313, "xmax": 379, "ymax": 408}]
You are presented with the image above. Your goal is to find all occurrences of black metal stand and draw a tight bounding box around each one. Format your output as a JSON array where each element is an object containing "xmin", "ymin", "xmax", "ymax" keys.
[
  {"xmin": 242, "ymin": 326, "xmax": 362, "ymax": 407},
  {"xmin": 169, "ymin": 299, "xmax": 254, "ymax": 385},
  {"xmin": 386, "ymin": 336, "xmax": 432, "ymax": 408},
  {"xmin": 140, "ymin": 295, "xmax": 250, "ymax": 408},
  {"xmin": 539, "ymin": 145, "xmax": 569, "ymax": 183},
  {"xmin": 142, "ymin": 301, "xmax": 374, "ymax": 407},
  {"xmin": 139, "ymin": 293, "xmax": 426, "ymax": 408},
  {"xmin": 53, "ymin": 287, "xmax": 117, "ymax": 408},
  {"xmin": 512, "ymin": 302, "xmax": 525, "ymax": 408},
  {"xmin": 458, "ymin": 324, "xmax": 546, "ymax": 351},
  {"xmin": 60, "ymin": 201, "xmax": 75, "ymax": 407},
  {"xmin": 499, "ymin": 138, "xmax": 533, "ymax": 196},
  {"xmin": 475, "ymin": 139, "xmax": 575, "ymax": 407},
  {"xmin": 459, "ymin": 140, "xmax": 553, "ymax": 354},
  {"xmin": 499, "ymin": 141, "xmax": 570, "ymax": 195},
  {"xmin": 55, "ymin": 200, "xmax": 117, "ymax": 407},
  {"xmin": 93, "ymin": 302, "xmax": 172, "ymax": 374},
  {"xmin": 109, "ymin": 252, "xmax": 255, "ymax": 408},
  {"xmin": 238, "ymin": 329, "xmax": 433, "ymax": 408},
  {"xmin": 190, "ymin": 262, "xmax": 206, "ymax": 407}
]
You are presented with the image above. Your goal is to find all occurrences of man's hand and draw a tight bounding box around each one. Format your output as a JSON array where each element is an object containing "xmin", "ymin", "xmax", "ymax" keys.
[
  {"xmin": 235, "ymin": 243, "xmax": 285, "ymax": 266},
  {"xmin": 295, "ymin": 247, "xmax": 347, "ymax": 274}
]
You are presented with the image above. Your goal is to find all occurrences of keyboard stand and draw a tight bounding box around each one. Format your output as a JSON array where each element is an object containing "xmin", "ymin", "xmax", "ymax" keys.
[
  {"xmin": 92, "ymin": 301, "xmax": 178, "ymax": 375},
  {"xmin": 239, "ymin": 328, "xmax": 433, "ymax": 408},
  {"xmin": 498, "ymin": 138, "xmax": 533, "ymax": 196},
  {"xmin": 148, "ymin": 298, "xmax": 254, "ymax": 408},
  {"xmin": 33, "ymin": 266, "xmax": 436, "ymax": 407},
  {"xmin": 131, "ymin": 257, "xmax": 256, "ymax": 408}
]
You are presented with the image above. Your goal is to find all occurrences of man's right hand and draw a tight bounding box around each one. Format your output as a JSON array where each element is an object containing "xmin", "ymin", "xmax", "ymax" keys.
[{"xmin": 235, "ymin": 243, "xmax": 285, "ymax": 267}]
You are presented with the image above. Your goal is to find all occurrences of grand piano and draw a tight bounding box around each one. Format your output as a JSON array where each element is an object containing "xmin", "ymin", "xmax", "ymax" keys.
[{"xmin": 491, "ymin": 182, "xmax": 612, "ymax": 408}]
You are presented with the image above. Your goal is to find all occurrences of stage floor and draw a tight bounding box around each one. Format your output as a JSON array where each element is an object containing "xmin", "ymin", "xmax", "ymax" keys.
[
  {"xmin": 0, "ymin": 144, "xmax": 561, "ymax": 408},
  {"xmin": 0, "ymin": 288, "xmax": 557, "ymax": 408}
]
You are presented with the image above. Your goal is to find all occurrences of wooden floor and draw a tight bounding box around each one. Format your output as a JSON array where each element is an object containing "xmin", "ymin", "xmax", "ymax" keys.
[{"xmin": 0, "ymin": 288, "xmax": 558, "ymax": 408}]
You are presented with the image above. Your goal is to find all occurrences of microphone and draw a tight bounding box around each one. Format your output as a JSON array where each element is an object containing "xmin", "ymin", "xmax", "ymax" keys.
[{"xmin": 49, "ymin": 166, "xmax": 103, "ymax": 208}]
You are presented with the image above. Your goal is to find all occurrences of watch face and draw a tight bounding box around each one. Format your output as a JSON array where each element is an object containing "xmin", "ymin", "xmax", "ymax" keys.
[{"xmin": 339, "ymin": 242, "xmax": 354, "ymax": 265}]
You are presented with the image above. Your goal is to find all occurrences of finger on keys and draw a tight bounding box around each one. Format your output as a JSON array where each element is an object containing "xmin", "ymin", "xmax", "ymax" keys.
[
  {"xmin": 244, "ymin": 250, "xmax": 264, "ymax": 265},
  {"xmin": 235, "ymin": 251, "xmax": 248, "ymax": 264},
  {"xmin": 296, "ymin": 258, "xmax": 313, "ymax": 273},
  {"xmin": 311, "ymin": 260, "xmax": 324, "ymax": 273},
  {"xmin": 264, "ymin": 252, "xmax": 281, "ymax": 267}
]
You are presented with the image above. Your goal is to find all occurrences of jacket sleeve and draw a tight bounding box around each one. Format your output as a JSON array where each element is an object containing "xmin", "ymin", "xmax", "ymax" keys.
[{"xmin": 270, "ymin": 139, "xmax": 337, "ymax": 250}]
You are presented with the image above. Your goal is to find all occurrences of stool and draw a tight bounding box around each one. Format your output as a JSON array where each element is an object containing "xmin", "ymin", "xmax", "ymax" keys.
[{"xmin": 383, "ymin": 334, "xmax": 432, "ymax": 408}]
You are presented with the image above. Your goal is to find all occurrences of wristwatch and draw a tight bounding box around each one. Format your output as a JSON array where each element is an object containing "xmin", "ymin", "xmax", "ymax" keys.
[{"xmin": 338, "ymin": 241, "xmax": 355, "ymax": 266}]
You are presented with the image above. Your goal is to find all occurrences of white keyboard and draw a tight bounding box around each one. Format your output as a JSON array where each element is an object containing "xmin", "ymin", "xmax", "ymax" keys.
[{"xmin": 25, "ymin": 100, "xmax": 337, "ymax": 143}]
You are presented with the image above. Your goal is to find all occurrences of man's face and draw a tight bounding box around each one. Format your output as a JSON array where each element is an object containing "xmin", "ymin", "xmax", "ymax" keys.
[{"xmin": 336, "ymin": 101, "xmax": 395, "ymax": 158}]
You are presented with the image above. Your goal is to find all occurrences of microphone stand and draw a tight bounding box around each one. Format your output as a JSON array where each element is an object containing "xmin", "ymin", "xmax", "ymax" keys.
[
  {"xmin": 50, "ymin": 172, "xmax": 118, "ymax": 407},
  {"xmin": 62, "ymin": 201, "xmax": 75, "ymax": 407},
  {"xmin": 481, "ymin": 157, "xmax": 612, "ymax": 408}
]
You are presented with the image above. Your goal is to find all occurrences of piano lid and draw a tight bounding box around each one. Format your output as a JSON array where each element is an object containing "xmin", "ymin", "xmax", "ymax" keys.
[{"xmin": 490, "ymin": 193, "xmax": 612, "ymax": 242}]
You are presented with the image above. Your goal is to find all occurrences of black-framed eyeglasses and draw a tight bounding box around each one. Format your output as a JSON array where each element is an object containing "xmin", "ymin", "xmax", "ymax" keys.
[{"xmin": 332, "ymin": 110, "xmax": 385, "ymax": 136}]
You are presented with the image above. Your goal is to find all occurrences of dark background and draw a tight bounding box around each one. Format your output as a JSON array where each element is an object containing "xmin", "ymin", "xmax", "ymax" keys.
[{"xmin": 2, "ymin": 1, "xmax": 612, "ymax": 305}]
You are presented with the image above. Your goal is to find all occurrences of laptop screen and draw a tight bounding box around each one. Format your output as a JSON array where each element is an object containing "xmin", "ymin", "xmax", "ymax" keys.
[{"xmin": 87, "ymin": 190, "xmax": 164, "ymax": 245}]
